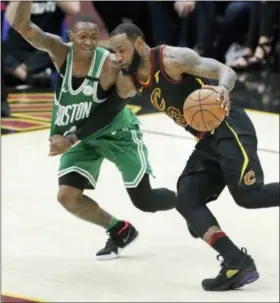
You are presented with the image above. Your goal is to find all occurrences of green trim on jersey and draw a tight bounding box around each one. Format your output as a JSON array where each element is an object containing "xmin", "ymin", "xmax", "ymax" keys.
[{"xmin": 50, "ymin": 45, "xmax": 110, "ymax": 136}]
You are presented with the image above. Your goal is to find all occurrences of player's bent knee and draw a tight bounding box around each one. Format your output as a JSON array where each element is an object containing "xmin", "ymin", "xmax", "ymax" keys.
[
  {"xmin": 57, "ymin": 185, "xmax": 83, "ymax": 211},
  {"xmin": 130, "ymin": 195, "xmax": 156, "ymax": 212},
  {"xmin": 175, "ymin": 190, "xmax": 193, "ymax": 219},
  {"xmin": 231, "ymin": 186, "xmax": 260, "ymax": 209}
]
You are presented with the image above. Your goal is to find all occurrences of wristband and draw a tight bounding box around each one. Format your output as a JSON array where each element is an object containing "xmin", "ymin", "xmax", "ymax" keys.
[{"xmin": 66, "ymin": 133, "xmax": 77, "ymax": 145}]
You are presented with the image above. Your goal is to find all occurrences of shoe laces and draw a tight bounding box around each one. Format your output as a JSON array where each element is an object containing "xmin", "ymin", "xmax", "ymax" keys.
[
  {"xmin": 105, "ymin": 233, "xmax": 117, "ymax": 248},
  {"xmin": 216, "ymin": 247, "xmax": 248, "ymax": 273}
]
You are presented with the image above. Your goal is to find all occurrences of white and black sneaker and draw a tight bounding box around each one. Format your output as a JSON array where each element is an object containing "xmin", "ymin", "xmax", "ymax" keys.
[{"xmin": 96, "ymin": 221, "xmax": 139, "ymax": 260}]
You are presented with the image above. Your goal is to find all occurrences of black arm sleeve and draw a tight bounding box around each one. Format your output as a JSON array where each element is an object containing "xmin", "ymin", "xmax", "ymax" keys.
[
  {"xmin": 75, "ymin": 99, "xmax": 126, "ymax": 140},
  {"xmin": 74, "ymin": 92, "xmax": 140, "ymax": 140}
]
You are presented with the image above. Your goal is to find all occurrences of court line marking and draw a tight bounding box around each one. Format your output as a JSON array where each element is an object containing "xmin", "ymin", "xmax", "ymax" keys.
[
  {"xmin": 2, "ymin": 110, "xmax": 279, "ymax": 155},
  {"xmin": 143, "ymin": 129, "xmax": 279, "ymax": 155}
]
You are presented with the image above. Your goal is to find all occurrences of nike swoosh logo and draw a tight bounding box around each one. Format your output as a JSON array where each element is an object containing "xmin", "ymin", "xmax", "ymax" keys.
[{"xmin": 123, "ymin": 229, "xmax": 131, "ymax": 243}]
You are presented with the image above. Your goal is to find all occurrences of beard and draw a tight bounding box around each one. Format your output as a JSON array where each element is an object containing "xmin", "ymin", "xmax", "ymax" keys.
[{"xmin": 121, "ymin": 48, "xmax": 141, "ymax": 76}]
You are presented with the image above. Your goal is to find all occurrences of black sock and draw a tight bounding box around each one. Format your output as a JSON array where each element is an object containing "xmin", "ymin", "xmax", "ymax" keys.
[{"xmin": 209, "ymin": 231, "xmax": 244, "ymax": 263}]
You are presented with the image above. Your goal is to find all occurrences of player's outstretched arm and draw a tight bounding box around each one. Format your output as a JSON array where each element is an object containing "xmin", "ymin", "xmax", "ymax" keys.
[
  {"xmin": 165, "ymin": 46, "xmax": 237, "ymax": 92},
  {"xmin": 6, "ymin": 1, "xmax": 68, "ymax": 69}
]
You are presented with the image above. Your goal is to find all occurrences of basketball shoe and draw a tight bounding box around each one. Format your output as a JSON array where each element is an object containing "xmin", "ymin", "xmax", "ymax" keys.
[
  {"xmin": 96, "ymin": 221, "xmax": 139, "ymax": 260},
  {"xmin": 202, "ymin": 248, "xmax": 259, "ymax": 291}
]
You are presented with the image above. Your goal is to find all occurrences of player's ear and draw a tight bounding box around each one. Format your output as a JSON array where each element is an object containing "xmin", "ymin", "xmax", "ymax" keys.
[{"xmin": 135, "ymin": 37, "xmax": 144, "ymax": 52}]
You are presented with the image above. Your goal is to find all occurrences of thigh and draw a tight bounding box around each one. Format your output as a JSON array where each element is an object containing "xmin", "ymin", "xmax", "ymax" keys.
[
  {"xmin": 104, "ymin": 124, "xmax": 153, "ymax": 188},
  {"xmin": 217, "ymin": 134, "xmax": 264, "ymax": 193},
  {"xmin": 178, "ymin": 149, "xmax": 226, "ymax": 204},
  {"xmin": 58, "ymin": 142, "xmax": 104, "ymax": 190},
  {"xmin": 59, "ymin": 172, "xmax": 89, "ymax": 191}
]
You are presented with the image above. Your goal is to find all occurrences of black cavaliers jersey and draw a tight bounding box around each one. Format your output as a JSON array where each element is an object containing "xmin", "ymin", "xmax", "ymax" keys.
[{"xmin": 131, "ymin": 45, "xmax": 212, "ymax": 139}]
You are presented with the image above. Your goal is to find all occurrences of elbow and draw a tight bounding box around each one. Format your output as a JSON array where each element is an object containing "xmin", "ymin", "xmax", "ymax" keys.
[
  {"xmin": 70, "ymin": 3, "xmax": 81, "ymax": 15},
  {"xmin": 226, "ymin": 65, "xmax": 237, "ymax": 81},
  {"xmin": 225, "ymin": 66, "xmax": 238, "ymax": 89},
  {"xmin": 230, "ymin": 67, "xmax": 238, "ymax": 82},
  {"xmin": 67, "ymin": 6, "xmax": 80, "ymax": 15},
  {"xmin": 9, "ymin": 18, "xmax": 29, "ymax": 34},
  {"xmin": 59, "ymin": 2, "xmax": 81, "ymax": 15}
]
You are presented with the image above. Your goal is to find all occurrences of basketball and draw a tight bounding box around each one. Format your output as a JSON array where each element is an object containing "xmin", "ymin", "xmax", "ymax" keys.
[{"xmin": 183, "ymin": 88, "xmax": 226, "ymax": 132}]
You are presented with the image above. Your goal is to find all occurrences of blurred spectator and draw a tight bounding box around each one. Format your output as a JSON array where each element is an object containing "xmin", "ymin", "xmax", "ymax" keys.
[
  {"xmin": 148, "ymin": 1, "xmax": 216, "ymax": 57},
  {"xmin": 1, "ymin": 46, "xmax": 10, "ymax": 117},
  {"xmin": 148, "ymin": 1, "xmax": 179, "ymax": 46},
  {"xmin": 185, "ymin": 1, "xmax": 216, "ymax": 57},
  {"xmin": 215, "ymin": 1, "xmax": 252, "ymax": 63},
  {"xmin": 92, "ymin": 1, "xmax": 154, "ymax": 46},
  {"xmin": 228, "ymin": 2, "xmax": 279, "ymax": 70},
  {"xmin": 3, "ymin": 1, "xmax": 80, "ymax": 88},
  {"xmin": 1, "ymin": 1, "xmax": 10, "ymax": 117}
]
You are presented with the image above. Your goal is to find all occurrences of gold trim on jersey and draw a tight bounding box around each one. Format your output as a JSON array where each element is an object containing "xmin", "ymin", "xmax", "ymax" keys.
[
  {"xmin": 225, "ymin": 121, "xmax": 249, "ymax": 184},
  {"xmin": 154, "ymin": 70, "xmax": 160, "ymax": 83},
  {"xmin": 195, "ymin": 77, "xmax": 205, "ymax": 87}
]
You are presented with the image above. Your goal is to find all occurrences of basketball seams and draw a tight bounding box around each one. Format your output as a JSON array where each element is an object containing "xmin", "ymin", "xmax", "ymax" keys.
[
  {"xmin": 184, "ymin": 88, "xmax": 225, "ymax": 132},
  {"xmin": 202, "ymin": 110, "xmax": 223, "ymax": 123},
  {"xmin": 198, "ymin": 88, "xmax": 208, "ymax": 131},
  {"xmin": 187, "ymin": 90, "xmax": 217, "ymax": 103},
  {"xmin": 183, "ymin": 103, "xmax": 224, "ymax": 112},
  {"xmin": 201, "ymin": 110, "xmax": 223, "ymax": 131}
]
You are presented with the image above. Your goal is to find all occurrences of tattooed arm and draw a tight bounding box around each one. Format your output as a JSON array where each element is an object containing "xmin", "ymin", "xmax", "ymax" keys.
[
  {"xmin": 164, "ymin": 46, "xmax": 237, "ymax": 92},
  {"xmin": 6, "ymin": 1, "xmax": 68, "ymax": 69}
]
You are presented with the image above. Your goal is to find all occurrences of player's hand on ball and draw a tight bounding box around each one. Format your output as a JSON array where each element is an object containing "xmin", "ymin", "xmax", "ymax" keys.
[
  {"xmin": 203, "ymin": 85, "xmax": 230, "ymax": 117},
  {"xmin": 48, "ymin": 135, "xmax": 72, "ymax": 156}
]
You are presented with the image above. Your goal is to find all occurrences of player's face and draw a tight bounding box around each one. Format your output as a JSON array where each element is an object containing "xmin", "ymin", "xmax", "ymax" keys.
[
  {"xmin": 110, "ymin": 34, "xmax": 141, "ymax": 75},
  {"xmin": 70, "ymin": 22, "xmax": 99, "ymax": 58}
]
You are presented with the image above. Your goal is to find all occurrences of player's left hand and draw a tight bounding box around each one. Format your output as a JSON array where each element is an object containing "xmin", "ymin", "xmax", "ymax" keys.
[
  {"xmin": 203, "ymin": 85, "xmax": 231, "ymax": 116},
  {"xmin": 48, "ymin": 135, "xmax": 72, "ymax": 156}
]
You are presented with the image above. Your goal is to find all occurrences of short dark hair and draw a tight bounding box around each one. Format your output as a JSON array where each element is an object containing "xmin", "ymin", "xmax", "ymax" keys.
[
  {"xmin": 110, "ymin": 23, "xmax": 145, "ymax": 41},
  {"xmin": 72, "ymin": 14, "xmax": 97, "ymax": 27}
]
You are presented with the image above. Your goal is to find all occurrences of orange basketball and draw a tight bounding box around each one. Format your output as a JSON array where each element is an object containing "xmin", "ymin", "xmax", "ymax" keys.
[{"xmin": 183, "ymin": 88, "xmax": 226, "ymax": 132}]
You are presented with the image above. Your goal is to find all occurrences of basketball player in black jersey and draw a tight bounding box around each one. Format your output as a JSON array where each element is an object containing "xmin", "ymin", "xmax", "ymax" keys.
[
  {"xmin": 110, "ymin": 23, "xmax": 280, "ymax": 291},
  {"xmin": 10, "ymin": 2, "xmax": 177, "ymax": 260}
]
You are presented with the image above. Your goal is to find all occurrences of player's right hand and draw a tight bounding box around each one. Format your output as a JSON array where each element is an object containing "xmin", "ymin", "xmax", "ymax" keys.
[
  {"xmin": 203, "ymin": 85, "xmax": 231, "ymax": 117},
  {"xmin": 48, "ymin": 135, "xmax": 72, "ymax": 156}
]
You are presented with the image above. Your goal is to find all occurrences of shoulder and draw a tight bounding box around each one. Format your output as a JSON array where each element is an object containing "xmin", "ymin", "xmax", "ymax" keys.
[{"xmin": 162, "ymin": 45, "xmax": 200, "ymax": 70}]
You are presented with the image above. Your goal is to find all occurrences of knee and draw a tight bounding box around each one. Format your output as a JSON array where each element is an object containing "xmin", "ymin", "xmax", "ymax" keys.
[
  {"xmin": 57, "ymin": 185, "xmax": 82, "ymax": 212},
  {"xmin": 231, "ymin": 186, "xmax": 257, "ymax": 209},
  {"xmin": 126, "ymin": 176, "xmax": 157, "ymax": 213},
  {"xmin": 175, "ymin": 188, "xmax": 194, "ymax": 219},
  {"xmin": 130, "ymin": 195, "xmax": 156, "ymax": 213}
]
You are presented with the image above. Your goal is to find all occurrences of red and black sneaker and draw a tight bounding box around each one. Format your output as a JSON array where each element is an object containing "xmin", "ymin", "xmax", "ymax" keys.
[{"xmin": 96, "ymin": 221, "xmax": 139, "ymax": 260}]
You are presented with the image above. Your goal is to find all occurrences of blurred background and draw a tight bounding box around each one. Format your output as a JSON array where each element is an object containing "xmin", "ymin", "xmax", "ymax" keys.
[{"xmin": 1, "ymin": 1, "xmax": 280, "ymax": 133}]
